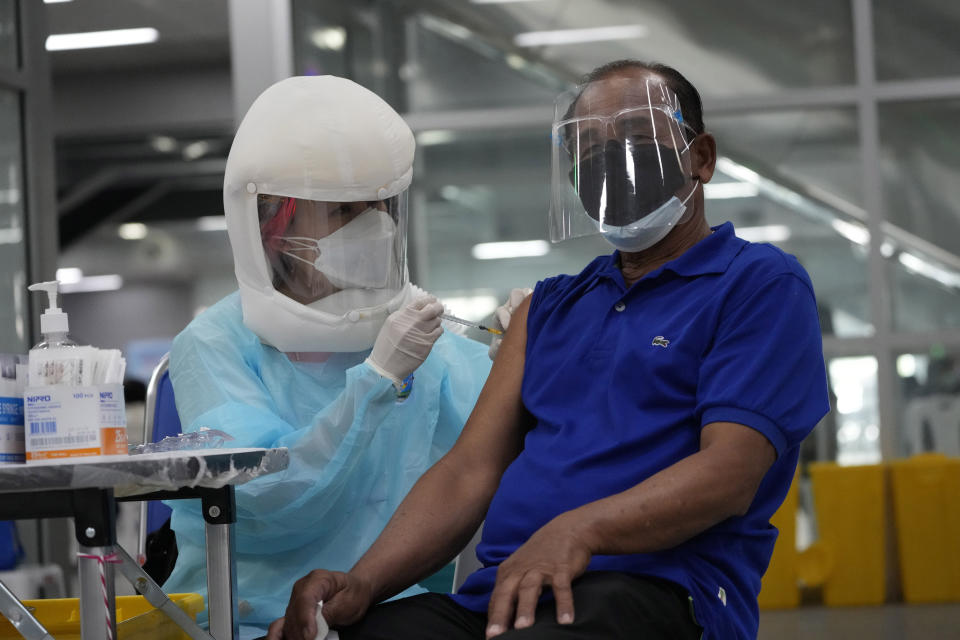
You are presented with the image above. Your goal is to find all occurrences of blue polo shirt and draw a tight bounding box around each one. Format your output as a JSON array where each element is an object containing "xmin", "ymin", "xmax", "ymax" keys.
[{"xmin": 451, "ymin": 222, "xmax": 829, "ymax": 640}]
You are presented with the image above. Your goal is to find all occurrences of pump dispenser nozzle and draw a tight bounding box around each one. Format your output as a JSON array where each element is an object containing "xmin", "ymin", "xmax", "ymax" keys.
[{"xmin": 28, "ymin": 280, "xmax": 70, "ymax": 336}]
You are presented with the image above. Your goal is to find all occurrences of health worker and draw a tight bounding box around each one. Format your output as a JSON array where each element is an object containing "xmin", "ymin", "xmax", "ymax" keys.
[{"xmin": 161, "ymin": 75, "xmax": 492, "ymax": 636}]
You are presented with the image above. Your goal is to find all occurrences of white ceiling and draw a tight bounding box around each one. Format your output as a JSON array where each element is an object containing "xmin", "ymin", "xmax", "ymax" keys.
[{"xmin": 44, "ymin": 0, "xmax": 229, "ymax": 74}]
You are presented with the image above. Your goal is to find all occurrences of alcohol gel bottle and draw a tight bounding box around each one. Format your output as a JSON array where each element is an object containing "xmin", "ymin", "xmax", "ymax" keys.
[
  {"xmin": 28, "ymin": 281, "xmax": 77, "ymax": 350},
  {"xmin": 27, "ymin": 281, "xmax": 89, "ymax": 388}
]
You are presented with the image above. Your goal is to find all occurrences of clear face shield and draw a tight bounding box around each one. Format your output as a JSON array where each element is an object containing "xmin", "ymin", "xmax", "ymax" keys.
[
  {"xmin": 258, "ymin": 191, "xmax": 409, "ymax": 314},
  {"xmin": 549, "ymin": 78, "xmax": 700, "ymax": 251}
]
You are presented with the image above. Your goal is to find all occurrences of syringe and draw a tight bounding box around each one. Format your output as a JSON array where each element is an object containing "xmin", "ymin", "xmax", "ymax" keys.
[{"xmin": 440, "ymin": 313, "xmax": 503, "ymax": 335}]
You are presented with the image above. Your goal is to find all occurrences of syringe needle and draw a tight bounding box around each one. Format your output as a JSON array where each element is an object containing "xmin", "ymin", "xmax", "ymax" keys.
[{"xmin": 440, "ymin": 313, "xmax": 503, "ymax": 335}]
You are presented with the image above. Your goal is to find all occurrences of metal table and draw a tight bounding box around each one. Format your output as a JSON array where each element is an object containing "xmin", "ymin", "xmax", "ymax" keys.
[{"xmin": 0, "ymin": 447, "xmax": 289, "ymax": 640}]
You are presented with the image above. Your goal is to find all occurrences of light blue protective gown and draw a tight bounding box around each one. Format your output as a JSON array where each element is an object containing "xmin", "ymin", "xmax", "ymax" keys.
[{"xmin": 162, "ymin": 292, "xmax": 491, "ymax": 631}]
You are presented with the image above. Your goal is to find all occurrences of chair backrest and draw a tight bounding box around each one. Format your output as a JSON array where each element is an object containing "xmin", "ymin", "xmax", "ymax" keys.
[
  {"xmin": 142, "ymin": 354, "xmax": 182, "ymax": 445},
  {"xmin": 153, "ymin": 371, "xmax": 182, "ymax": 442},
  {"xmin": 0, "ymin": 521, "xmax": 21, "ymax": 571},
  {"xmin": 136, "ymin": 354, "xmax": 181, "ymax": 563},
  {"xmin": 452, "ymin": 524, "xmax": 484, "ymax": 592}
]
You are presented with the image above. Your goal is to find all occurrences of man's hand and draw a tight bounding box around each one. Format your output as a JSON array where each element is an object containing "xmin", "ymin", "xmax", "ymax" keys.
[
  {"xmin": 485, "ymin": 514, "xmax": 593, "ymax": 638},
  {"xmin": 267, "ymin": 570, "xmax": 373, "ymax": 640}
]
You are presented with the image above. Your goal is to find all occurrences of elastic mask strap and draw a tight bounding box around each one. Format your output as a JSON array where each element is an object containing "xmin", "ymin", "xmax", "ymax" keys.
[
  {"xmin": 279, "ymin": 251, "xmax": 319, "ymax": 268},
  {"xmin": 274, "ymin": 237, "xmax": 323, "ymax": 268},
  {"xmin": 678, "ymin": 176, "xmax": 700, "ymax": 208},
  {"xmin": 275, "ymin": 236, "xmax": 322, "ymax": 251}
]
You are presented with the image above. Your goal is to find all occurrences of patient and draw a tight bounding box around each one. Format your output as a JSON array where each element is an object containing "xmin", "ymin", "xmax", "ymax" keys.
[{"xmin": 269, "ymin": 59, "xmax": 829, "ymax": 640}]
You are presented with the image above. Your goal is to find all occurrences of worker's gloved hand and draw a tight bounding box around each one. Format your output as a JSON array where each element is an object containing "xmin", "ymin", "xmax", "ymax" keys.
[
  {"xmin": 488, "ymin": 288, "xmax": 533, "ymax": 360},
  {"xmin": 366, "ymin": 295, "xmax": 444, "ymax": 387}
]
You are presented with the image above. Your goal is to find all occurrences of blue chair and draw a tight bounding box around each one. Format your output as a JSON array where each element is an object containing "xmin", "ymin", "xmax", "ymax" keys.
[
  {"xmin": 136, "ymin": 353, "xmax": 181, "ymax": 564},
  {"xmin": 0, "ymin": 521, "xmax": 22, "ymax": 571}
]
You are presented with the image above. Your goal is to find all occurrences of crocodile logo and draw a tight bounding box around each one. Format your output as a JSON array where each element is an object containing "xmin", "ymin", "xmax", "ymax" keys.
[{"xmin": 651, "ymin": 336, "xmax": 670, "ymax": 348}]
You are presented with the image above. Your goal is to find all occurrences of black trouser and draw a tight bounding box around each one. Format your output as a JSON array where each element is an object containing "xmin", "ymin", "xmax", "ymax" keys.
[{"xmin": 340, "ymin": 572, "xmax": 702, "ymax": 640}]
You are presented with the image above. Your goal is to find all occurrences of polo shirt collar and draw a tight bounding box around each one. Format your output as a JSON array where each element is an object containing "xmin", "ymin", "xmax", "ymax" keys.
[{"xmin": 599, "ymin": 221, "xmax": 744, "ymax": 282}]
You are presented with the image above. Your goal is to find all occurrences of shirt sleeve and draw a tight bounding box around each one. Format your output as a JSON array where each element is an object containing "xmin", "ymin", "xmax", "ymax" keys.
[{"xmin": 696, "ymin": 272, "xmax": 830, "ymax": 457}]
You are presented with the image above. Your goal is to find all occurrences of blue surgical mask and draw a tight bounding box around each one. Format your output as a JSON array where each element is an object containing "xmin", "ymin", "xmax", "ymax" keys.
[{"xmin": 592, "ymin": 194, "xmax": 688, "ymax": 252}]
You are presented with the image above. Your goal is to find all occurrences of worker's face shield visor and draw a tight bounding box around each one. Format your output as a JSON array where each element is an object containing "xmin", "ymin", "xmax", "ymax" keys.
[
  {"xmin": 549, "ymin": 78, "xmax": 699, "ymax": 243},
  {"xmin": 257, "ymin": 192, "xmax": 408, "ymax": 306}
]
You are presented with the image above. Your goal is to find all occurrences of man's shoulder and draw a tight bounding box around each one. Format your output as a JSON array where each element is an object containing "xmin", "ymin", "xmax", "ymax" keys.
[
  {"xmin": 537, "ymin": 253, "xmax": 612, "ymax": 296},
  {"xmin": 728, "ymin": 241, "xmax": 814, "ymax": 292}
]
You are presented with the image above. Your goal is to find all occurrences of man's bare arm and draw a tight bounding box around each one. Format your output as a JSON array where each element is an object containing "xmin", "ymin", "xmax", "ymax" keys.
[
  {"xmin": 351, "ymin": 297, "xmax": 534, "ymax": 601},
  {"xmin": 274, "ymin": 297, "xmax": 534, "ymax": 639},
  {"xmin": 567, "ymin": 421, "xmax": 777, "ymax": 555}
]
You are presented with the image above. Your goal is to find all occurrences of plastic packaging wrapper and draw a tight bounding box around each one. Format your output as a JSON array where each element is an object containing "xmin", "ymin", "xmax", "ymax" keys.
[{"xmin": 129, "ymin": 427, "xmax": 234, "ymax": 455}]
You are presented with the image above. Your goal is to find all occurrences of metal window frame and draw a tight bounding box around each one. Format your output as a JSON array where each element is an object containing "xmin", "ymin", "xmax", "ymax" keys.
[
  {"xmin": 8, "ymin": 0, "xmax": 58, "ymax": 345},
  {"xmin": 2, "ymin": 0, "xmax": 62, "ymax": 577}
]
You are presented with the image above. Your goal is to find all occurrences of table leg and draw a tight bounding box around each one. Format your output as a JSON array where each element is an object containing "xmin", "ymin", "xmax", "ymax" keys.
[
  {"xmin": 202, "ymin": 487, "xmax": 238, "ymax": 640},
  {"xmin": 204, "ymin": 522, "xmax": 238, "ymax": 640},
  {"xmin": 78, "ymin": 545, "xmax": 118, "ymax": 640},
  {"xmin": 73, "ymin": 489, "xmax": 119, "ymax": 640}
]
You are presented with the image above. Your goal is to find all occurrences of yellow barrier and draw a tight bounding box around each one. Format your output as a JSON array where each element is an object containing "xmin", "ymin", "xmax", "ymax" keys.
[
  {"xmin": 803, "ymin": 462, "xmax": 887, "ymax": 606},
  {"xmin": 757, "ymin": 474, "xmax": 800, "ymax": 609},
  {"xmin": 890, "ymin": 454, "xmax": 960, "ymax": 603},
  {"xmin": 0, "ymin": 593, "xmax": 204, "ymax": 640}
]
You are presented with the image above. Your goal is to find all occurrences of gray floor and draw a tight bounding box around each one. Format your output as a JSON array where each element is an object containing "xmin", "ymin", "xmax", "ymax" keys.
[{"xmin": 759, "ymin": 604, "xmax": 960, "ymax": 639}]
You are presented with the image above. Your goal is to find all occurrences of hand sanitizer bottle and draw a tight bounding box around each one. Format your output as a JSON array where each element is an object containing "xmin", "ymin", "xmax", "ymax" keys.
[
  {"xmin": 28, "ymin": 281, "xmax": 77, "ymax": 350},
  {"xmin": 27, "ymin": 281, "xmax": 88, "ymax": 387}
]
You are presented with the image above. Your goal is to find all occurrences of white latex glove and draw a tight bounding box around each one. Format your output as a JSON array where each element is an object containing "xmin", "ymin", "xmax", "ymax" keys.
[
  {"xmin": 366, "ymin": 295, "xmax": 444, "ymax": 387},
  {"xmin": 488, "ymin": 287, "xmax": 533, "ymax": 360}
]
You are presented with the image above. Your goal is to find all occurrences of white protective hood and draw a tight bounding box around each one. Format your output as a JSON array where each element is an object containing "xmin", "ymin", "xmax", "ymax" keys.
[{"xmin": 223, "ymin": 75, "xmax": 416, "ymax": 352}]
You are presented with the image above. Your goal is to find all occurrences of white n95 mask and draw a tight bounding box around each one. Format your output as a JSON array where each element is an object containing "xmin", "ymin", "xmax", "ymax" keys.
[{"xmin": 278, "ymin": 208, "xmax": 397, "ymax": 289}]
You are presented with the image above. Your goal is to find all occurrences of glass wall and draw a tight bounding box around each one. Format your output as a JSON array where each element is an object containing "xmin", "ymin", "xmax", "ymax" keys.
[
  {"xmin": 878, "ymin": 99, "xmax": 960, "ymax": 332},
  {"xmin": 829, "ymin": 356, "xmax": 881, "ymax": 464},
  {"xmin": 291, "ymin": 0, "xmax": 960, "ymax": 462},
  {"xmin": 895, "ymin": 346, "xmax": 960, "ymax": 457},
  {"xmin": 0, "ymin": 90, "xmax": 25, "ymax": 352},
  {"xmin": 874, "ymin": 0, "xmax": 960, "ymax": 81},
  {"xmin": 710, "ymin": 108, "xmax": 871, "ymax": 337},
  {"xmin": 0, "ymin": 0, "xmax": 17, "ymax": 70},
  {"xmin": 0, "ymin": 0, "xmax": 27, "ymax": 354},
  {"xmin": 404, "ymin": 14, "xmax": 562, "ymax": 112}
]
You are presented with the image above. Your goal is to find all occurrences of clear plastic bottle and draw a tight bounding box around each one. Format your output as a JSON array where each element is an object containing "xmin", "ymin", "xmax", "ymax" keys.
[
  {"xmin": 27, "ymin": 281, "xmax": 78, "ymax": 350},
  {"xmin": 27, "ymin": 281, "xmax": 83, "ymax": 387},
  {"xmin": 32, "ymin": 331, "xmax": 78, "ymax": 350}
]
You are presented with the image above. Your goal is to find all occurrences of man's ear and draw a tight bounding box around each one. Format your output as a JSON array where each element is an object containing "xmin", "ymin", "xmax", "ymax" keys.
[{"xmin": 690, "ymin": 133, "xmax": 717, "ymax": 184}]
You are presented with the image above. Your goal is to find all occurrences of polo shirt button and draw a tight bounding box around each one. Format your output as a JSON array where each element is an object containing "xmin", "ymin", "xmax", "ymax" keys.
[{"xmin": 614, "ymin": 301, "xmax": 626, "ymax": 312}]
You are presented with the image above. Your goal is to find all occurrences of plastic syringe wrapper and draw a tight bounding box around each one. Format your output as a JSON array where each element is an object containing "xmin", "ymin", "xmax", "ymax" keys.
[
  {"xmin": 0, "ymin": 354, "xmax": 27, "ymax": 463},
  {"xmin": 24, "ymin": 348, "xmax": 129, "ymax": 463}
]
